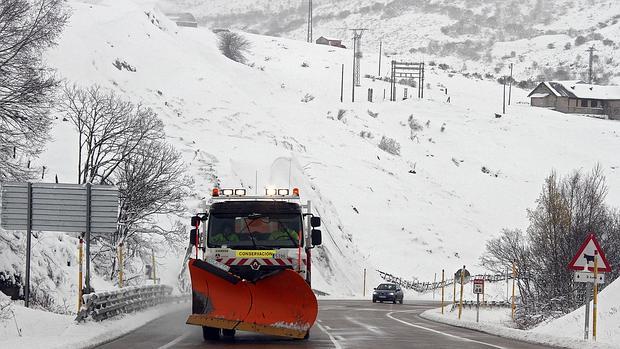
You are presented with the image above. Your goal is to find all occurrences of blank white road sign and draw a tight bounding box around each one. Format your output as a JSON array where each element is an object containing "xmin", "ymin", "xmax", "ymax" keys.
[{"xmin": 1, "ymin": 182, "xmax": 118, "ymax": 233}]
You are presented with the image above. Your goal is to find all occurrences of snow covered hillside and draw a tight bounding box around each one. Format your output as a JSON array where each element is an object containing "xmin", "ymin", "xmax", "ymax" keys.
[
  {"xmin": 162, "ymin": 0, "xmax": 620, "ymax": 85},
  {"xmin": 29, "ymin": 0, "xmax": 620, "ymax": 297}
]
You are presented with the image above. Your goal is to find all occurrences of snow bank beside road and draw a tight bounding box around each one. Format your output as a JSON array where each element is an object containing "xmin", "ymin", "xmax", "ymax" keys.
[
  {"xmin": 533, "ymin": 278, "xmax": 620, "ymax": 347},
  {"xmin": 0, "ymin": 296, "xmax": 186, "ymax": 349},
  {"xmin": 421, "ymin": 306, "xmax": 617, "ymax": 349}
]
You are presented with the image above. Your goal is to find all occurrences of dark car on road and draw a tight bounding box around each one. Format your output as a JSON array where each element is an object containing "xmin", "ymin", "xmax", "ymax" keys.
[{"xmin": 372, "ymin": 283, "xmax": 403, "ymax": 304}]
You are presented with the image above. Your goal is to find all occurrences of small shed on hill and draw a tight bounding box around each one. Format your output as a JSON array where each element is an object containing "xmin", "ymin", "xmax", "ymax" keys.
[
  {"xmin": 166, "ymin": 13, "xmax": 198, "ymax": 28},
  {"xmin": 528, "ymin": 81, "xmax": 620, "ymax": 120},
  {"xmin": 315, "ymin": 36, "xmax": 346, "ymax": 49}
]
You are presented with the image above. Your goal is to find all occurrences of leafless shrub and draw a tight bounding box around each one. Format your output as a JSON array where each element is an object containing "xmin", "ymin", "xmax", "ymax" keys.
[
  {"xmin": 337, "ymin": 109, "xmax": 346, "ymax": 120},
  {"xmin": 217, "ymin": 32, "xmax": 251, "ymax": 63},
  {"xmin": 301, "ymin": 93, "xmax": 314, "ymax": 103},
  {"xmin": 367, "ymin": 110, "xmax": 379, "ymax": 118},
  {"xmin": 359, "ymin": 130, "xmax": 373, "ymax": 139},
  {"xmin": 378, "ymin": 136, "xmax": 400, "ymax": 156}
]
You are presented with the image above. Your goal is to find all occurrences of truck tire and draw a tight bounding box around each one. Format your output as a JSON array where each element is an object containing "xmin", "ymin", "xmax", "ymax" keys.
[{"xmin": 202, "ymin": 326, "xmax": 221, "ymax": 340}]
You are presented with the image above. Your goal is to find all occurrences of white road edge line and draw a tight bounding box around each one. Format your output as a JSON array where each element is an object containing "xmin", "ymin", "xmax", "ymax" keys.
[
  {"xmin": 316, "ymin": 322, "xmax": 343, "ymax": 349},
  {"xmin": 157, "ymin": 331, "xmax": 191, "ymax": 349},
  {"xmin": 386, "ymin": 311, "xmax": 506, "ymax": 349}
]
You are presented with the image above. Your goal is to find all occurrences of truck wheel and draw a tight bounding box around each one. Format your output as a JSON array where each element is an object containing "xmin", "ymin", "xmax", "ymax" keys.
[
  {"xmin": 202, "ymin": 326, "xmax": 221, "ymax": 340},
  {"xmin": 222, "ymin": 329, "xmax": 236, "ymax": 338}
]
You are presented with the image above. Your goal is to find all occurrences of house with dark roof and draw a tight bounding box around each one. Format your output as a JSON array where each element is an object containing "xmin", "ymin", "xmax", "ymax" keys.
[
  {"xmin": 315, "ymin": 36, "xmax": 346, "ymax": 49},
  {"xmin": 528, "ymin": 81, "xmax": 620, "ymax": 120}
]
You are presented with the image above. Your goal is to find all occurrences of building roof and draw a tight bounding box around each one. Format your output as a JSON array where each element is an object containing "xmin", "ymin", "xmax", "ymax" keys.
[
  {"xmin": 165, "ymin": 12, "xmax": 197, "ymax": 23},
  {"xmin": 316, "ymin": 36, "xmax": 341, "ymax": 42},
  {"xmin": 529, "ymin": 81, "xmax": 620, "ymax": 100}
]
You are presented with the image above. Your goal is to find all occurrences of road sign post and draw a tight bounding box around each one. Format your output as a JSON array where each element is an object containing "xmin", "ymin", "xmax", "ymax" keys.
[
  {"xmin": 593, "ymin": 253, "xmax": 598, "ymax": 341},
  {"xmin": 456, "ymin": 266, "xmax": 469, "ymax": 320},
  {"xmin": 1, "ymin": 182, "xmax": 119, "ymax": 307},
  {"xmin": 568, "ymin": 233, "xmax": 611, "ymax": 341},
  {"xmin": 473, "ymin": 277, "xmax": 484, "ymax": 323}
]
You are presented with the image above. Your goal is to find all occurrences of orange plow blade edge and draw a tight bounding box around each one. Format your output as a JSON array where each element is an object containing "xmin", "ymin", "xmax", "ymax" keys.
[{"xmin": 186, "ymin": 259, "xmax": 318, "ymax": 339}]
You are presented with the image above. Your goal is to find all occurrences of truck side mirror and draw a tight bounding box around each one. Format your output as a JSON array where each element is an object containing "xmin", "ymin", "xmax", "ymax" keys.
[
  {"xmin": 311, "ymin": 229, "xmax": 322, "ymax": 246},
  {"xmin": 191, "ymin": 215, "xmax": 201, "ymax": 227},
  {"xmin": 310, "ymin": 216, "xmax": 321, "ymax": 228},
  {"xmin": 189, "ymin": 229, "xmax": 198, "ymax": 245}
]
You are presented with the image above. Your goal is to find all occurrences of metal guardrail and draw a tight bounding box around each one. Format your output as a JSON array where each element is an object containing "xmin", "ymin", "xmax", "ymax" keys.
[{"xmin": 75, "ymin": 284, "xmax": 175, "ymax": 322}]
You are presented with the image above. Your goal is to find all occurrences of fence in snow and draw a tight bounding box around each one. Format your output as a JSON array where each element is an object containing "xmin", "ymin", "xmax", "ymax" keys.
[
  {"xmin": 377, "ymin": 270, "xmax": 516, "ymax": 293},
  {"xmin": 75, "ymin": 284, "xmax": 180, "ymax": 322}
]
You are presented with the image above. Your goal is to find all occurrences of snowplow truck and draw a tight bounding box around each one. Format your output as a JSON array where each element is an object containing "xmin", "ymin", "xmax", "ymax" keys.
[{"xmin": 186, "ymin": 187, "xmax": 322, "ymax": 340}]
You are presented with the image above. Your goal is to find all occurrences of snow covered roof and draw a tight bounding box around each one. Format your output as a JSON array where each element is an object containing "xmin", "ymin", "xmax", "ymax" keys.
[
  {"xmin": 530, "ymin": 93, "xmax": 549, "ymax": 98},
  {"xmin": 165, "ymin": 12, "xmax": 197, "ymax": 23},
  {"xmin": 529, "ymin": 81, "xmax": 620, "ymax": 100}
]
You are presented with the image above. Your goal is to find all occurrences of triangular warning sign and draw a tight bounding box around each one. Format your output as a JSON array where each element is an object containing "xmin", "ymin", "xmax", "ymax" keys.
[{"xmin": 568, "ymin": 233, "xmax": 612, "ymax": 273}]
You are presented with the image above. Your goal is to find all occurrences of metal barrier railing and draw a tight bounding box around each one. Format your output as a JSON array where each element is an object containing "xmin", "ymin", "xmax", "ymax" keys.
[{"xmin": 75, "ymin": 284, "xmax": 175, "ymax": 322}]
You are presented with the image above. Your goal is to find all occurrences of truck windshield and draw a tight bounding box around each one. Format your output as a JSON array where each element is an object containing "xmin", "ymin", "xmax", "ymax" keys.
[{"xmin": 207, "ymin": 213, "xmax": 303, "ymax": 248}]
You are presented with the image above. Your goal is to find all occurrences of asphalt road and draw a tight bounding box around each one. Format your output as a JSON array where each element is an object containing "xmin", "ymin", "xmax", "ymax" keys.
[{"xmin": 96, "ymin": 300, "xmax": 555, "ymax": 349}]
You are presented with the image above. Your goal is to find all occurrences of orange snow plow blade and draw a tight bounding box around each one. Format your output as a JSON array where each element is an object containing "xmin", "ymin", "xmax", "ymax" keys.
[{"xmin": 186, "ymin": 259, "xmax": 318, "ymax": 339}]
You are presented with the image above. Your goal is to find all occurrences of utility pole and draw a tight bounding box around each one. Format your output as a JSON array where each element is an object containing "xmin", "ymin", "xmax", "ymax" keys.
[
  {"xmin": 306, "ymin": 0, "xmax": 313, "ymax": 43},
  {"xmin": 502, "ymin": 76, "xmax": 507, "ymax": 114},
  {"xmin": 378, "ymin": 41, "xmax": 382, "ymax": 76},
  {"xmin": 350, "ymin": 29, "xmax": 367, "ymax": 89},
  {"xmin": 508, "ymin": 63, "xmax": 513, "ymax": 105},
  {"xmin": 352, "ymin": 39, "xmax": 356, "ymax": 102},
  {"xmin": 587, "ymin": 45, "xmax": 596, "ymax": 84},
  {"xmin": 340, "ymin": 64, "xmax": 344, "ymax": 102}
]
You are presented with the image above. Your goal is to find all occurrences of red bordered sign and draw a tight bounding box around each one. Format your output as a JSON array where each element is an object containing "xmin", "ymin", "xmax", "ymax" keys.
[{"xmin": 568, "ymin": 233, "xmax": 612, "ymax": 273}]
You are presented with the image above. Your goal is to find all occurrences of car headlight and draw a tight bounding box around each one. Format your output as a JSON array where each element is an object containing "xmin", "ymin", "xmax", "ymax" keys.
[
  {"xmin": 373, "ymin": 291, "xmax": 378, "ymax": 294},
  {"xmin": 388, "ymin": 292, "xmax": 394, "ymax": 295}
]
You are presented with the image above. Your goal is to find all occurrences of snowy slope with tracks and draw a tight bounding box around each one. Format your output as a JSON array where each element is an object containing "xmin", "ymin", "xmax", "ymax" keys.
[{"xmin": 30, "ymin": 0, "xmax": 620, "ymax": 297}]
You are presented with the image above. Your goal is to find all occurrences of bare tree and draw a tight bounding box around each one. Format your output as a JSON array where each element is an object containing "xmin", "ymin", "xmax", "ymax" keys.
[
  {"xmin": 217, "ymin": 32, "xmax": 251, "ymax": 63},
  {"xmin": 482, "ymin": 165, "xmax": 620, "ymax": 328},
  {"xmin": 95, "ymin": 141, "xmax": 193, "ymax": 283},
  {"xmin": 59, "ymin": 84, "xmax": 164, "ymax": 184},
  {"xmin": 0, "ymin": 0, "xmax": 68, "ymax": 180}
]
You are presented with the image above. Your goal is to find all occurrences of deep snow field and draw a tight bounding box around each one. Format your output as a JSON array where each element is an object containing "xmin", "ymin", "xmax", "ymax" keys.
[
  {"xmin": 2, "ymin": 0, "xmax": 620, "ymax": 347},
  {"xmin": 36, "ymin": 0, "xmax": 620, "ymax": 295}
]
